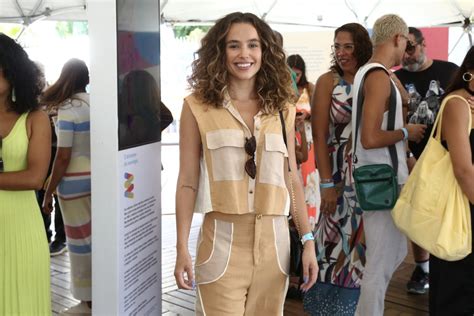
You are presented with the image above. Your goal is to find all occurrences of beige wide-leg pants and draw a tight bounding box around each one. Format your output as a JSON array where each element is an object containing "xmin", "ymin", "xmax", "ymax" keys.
[{"xmin": 195, "ymin": 212, "xmax": 290, "ymax": 316}]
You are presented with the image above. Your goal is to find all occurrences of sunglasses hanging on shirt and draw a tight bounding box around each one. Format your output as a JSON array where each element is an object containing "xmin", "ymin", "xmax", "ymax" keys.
[{"xmin": 244, "ymin": 136, "xmax": 256, "ymax": 179}]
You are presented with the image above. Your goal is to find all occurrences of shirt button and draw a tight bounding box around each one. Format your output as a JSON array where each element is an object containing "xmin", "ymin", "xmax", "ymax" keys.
[
  {"xmin": 249, "ymin": 190, "xmax": 253, "ymax": 194},
  {"xmin": 255, "ymin": 126, "xmax": 260, "ymax": 131}
]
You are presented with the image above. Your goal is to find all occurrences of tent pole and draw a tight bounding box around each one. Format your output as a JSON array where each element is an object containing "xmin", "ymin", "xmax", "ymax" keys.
[
  {"xmin": 161, "ymin": 0, "xmax": 169, "ymax": 14},
  {"xmin": 13, "ymin": 0, "xmax": 29, "ymax": 25},
  {"xmin": 365, "ymin": 0, "xmax": 382, "ymax": 24},
  {"xmin": 15, "ymin": 25, "xmax": 27, "ymax": 40},
  {"xmin": 13, "ymin": 0, "xmax": 25, "ymax": 17},
  {"xmin": 449, "ymin": 0, "xmax": 464, "ymax": 17},
  {"xmin": 449, "ymin": 31, "xmax": 465, "ymax": 55},
  {"xmin": 261, "ymin": 0, "xmax": 278, "ymax": 21},
  {"xmin": 30, "ymin": 0, "xmax": 44, "ymax": 15},
  {"xmin": 30, "ymin": 0, "xmax": 45, "ymax": 17},
  {"xmin": 344, "ymin": 0, "xmax": 359, "ymax": 21}
]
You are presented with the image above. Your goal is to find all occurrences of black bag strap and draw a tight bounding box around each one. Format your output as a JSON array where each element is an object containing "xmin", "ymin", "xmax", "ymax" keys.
[
  {"xmin": 353, "ymin": 66, "xmax": 398, "ymax": 175},
  {"xmin": 279, "ymin": 110, "xmax": 292, "ymax": 172}
]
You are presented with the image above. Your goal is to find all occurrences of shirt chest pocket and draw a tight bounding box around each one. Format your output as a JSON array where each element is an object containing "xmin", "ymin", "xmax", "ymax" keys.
[
  {"xmin": 206, "ymin": 129, "xmax": 245, "ymax": 181},
  {"xmin": 259, "ymin": 133, "xmax": 288, "ymax": 188}
]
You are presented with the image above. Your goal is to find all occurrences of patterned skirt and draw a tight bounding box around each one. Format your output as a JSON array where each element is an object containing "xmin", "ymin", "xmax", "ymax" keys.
[{"xmin": 304, "ymin": 147, "xmax": 365, "ymax": 315}]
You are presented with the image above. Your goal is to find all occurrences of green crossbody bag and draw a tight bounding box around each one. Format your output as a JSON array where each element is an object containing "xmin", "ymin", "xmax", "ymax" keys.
[{"xmin": 352, "ymin": 68, "xmax": 399, "ymax": 211}]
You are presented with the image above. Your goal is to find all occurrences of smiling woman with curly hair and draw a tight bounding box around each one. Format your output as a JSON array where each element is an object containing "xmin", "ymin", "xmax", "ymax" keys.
[
  {"xmin": 175, "ymin": 12, "xmax": 318, "ymax": 315},
  {"xmin": 188, "ymin": 12, "xmax": 295, "ymax": 113},
  {"xmin": 0, "ymin": 32, "xmax": 51, "ymax": 315}
]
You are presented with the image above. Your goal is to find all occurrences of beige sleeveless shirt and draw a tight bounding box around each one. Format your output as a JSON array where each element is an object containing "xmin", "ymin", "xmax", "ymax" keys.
[{"xmin": 186, "ymin": 93, "xmax": 295, "ymax": 215}]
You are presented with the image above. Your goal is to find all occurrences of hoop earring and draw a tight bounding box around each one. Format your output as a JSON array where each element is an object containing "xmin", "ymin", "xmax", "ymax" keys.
[
  {"xmin": 462, "ymin": 72, "xmax": 473, "ymax": 82},
  {"xmin": 11, "ymin": 87, "xmax": 16, "ymax": 102}
]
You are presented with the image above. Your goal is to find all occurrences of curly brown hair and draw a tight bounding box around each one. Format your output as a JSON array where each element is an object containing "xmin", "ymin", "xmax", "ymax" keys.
[
  {"xmin": 330, "ymin": 23, "xmax": 372, "ymax": 76},
  {"xmin": 188, "ymin": 12, "xmax": 294, "ymax": 113},
  {"xmin": 0, "ymin": 33, "xmax": 44, "ymax": 114}
]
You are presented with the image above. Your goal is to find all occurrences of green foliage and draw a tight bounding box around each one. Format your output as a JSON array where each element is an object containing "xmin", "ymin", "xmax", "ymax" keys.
[
  {"xmin": 55, "ymin": 21, "xmax": 88, "ymax": 38},
  {"xmin": 0, "ymin": 23, "xmax": 23, "ymax": 38},
  {"xmin": 173, "ymin": 25, "xmax": 210, "ymax": 39}
]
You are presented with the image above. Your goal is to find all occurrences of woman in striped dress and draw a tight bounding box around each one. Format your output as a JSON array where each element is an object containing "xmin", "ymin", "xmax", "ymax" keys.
[{"xmin": 42, "ymin": 58, "xmax": 92, "ymax": 315}]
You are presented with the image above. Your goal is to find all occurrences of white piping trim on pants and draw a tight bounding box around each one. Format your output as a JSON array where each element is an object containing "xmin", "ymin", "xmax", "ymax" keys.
[
  {"xmin": 198, "ymin": 222, "xmax": 234, "ymax": 285},
  {"xmin": 280, "ymin": 277, "xmax": 289, "ymax": 315},
  {"xmin": 273, "ymin": 218, "xmax": 290, "ymax": 276},
  {"xmin": 196, "ymin": 285, "xmax": 206, "ymax": 316},
  {"xmin": 196, "ymin": 219, "xmax": 217, "ymax": 267}
]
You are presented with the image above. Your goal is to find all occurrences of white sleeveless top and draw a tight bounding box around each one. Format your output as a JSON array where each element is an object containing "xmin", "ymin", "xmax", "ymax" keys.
[{"xmin": 351, "ymin": 63, "xmax": 408, "ymax": 184}]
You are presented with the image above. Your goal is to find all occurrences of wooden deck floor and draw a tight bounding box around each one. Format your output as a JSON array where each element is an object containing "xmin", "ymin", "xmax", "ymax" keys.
[
  {"xmin": 50, "ymin": 253, "xmax": 80, "ymax": 314},
  {"xmin": 51, "ymin": 214, "xmax": 428, "ymax": 315}
]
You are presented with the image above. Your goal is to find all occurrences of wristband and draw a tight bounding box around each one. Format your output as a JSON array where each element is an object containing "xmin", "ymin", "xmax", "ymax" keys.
[
  {"xmin": 301, "ymin": 232, "xmax": 315, "ymax": 245},
  {"xmin": 319, "ymin": 182, "xmax": 335, "ymax": 189},
  {"xmin": 320, "ymin": 178, "xmax": 333, "ymax": 183},
  {"xmin": 401, "ymin": 127, "xmax": 409, "ymax": 141}
]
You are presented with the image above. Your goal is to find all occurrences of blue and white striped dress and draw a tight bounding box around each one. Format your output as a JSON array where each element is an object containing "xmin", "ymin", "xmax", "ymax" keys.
[{"xmin": 56, "ymin": 92, "xmax": 92, "ymax": 301}]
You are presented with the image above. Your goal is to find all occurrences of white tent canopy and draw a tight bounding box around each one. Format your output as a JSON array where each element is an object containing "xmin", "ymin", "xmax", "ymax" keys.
[
  {"xmin": 1, "ymin": 1, "xmax": 472, "ymax": 30},
  {"xmin": 1, "ymin": 1, "xmax": 472, "ymax": 54},
  {"xmin": 0, "ymin": 0, "xmax": 87, "ymax": 24},
  {"xmin": 161, "ymin": 0, "xmax": 473, "ymax": 28}
]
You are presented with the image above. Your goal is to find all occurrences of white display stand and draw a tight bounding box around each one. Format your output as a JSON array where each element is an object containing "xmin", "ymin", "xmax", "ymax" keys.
[{"xmin": 89, "ymin": 0, "xmax": 162, "ymax": 314}]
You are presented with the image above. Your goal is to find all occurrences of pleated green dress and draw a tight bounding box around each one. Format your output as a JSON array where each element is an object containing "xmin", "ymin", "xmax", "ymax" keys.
[{"xmin": 0, "ymin": 113, "xmax": 51, "ymax": 315}]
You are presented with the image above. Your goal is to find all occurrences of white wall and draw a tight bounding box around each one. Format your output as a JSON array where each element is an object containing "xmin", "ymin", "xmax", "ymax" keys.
[{"xmin": 88, "ymin": 0, "xmax": 120, "ymax": 314}]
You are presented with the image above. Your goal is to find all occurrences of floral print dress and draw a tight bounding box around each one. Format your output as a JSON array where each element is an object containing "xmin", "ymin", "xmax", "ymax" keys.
[{"xmin": 304, "ymin": 74, "xmax": 365, "ymax": 316}]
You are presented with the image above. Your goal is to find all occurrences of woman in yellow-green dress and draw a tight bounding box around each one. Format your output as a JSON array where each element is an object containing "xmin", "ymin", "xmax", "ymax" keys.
[{"xmin": 0, "ymin": 33, "xmax": 52, "ymax": 315}]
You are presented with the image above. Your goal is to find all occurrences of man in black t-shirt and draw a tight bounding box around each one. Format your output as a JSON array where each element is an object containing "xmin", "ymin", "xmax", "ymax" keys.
[
  {"xmin": 396, "ymin": 27, "xmax": 459, "ymax": 158},
  {"xmin": 395, "ymin": 27, "xmax": 458, "ymax": 296}
]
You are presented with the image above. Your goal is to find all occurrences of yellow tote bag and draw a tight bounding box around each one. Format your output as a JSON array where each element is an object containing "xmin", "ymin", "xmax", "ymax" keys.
[{"xmin": 392, "ymin": 95, "xmax": 472, "ymax": 261}]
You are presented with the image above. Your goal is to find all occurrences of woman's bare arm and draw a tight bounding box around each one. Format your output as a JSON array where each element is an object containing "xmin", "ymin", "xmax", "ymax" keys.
[
  {"xmin": 312, "ymin": 72, "xmax": 339, "ymax": 214},
  {"xmin": 442, "ymin": 97, "xmax": 474, "ymax": 203},
  {"xmin": 174, "ymin": 100, "xmax": 201, "ymax": 289},
  {"xmin": 0, "ymin": 110, "xmax": 51, "ymax": 190},
  {"xmin": 285, "ymin": 115, "xmax": 318, "ymax": 291},
  {"xmin": 361, "ymin": 70, "xmax": 426, "ymax": 149},
  {"xmin": 312, "ymin": 72, "xmax": 334, "ymax": 181}
]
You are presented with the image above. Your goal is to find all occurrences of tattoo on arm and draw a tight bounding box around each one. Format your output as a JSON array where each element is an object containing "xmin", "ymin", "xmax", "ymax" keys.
[{"xmin": 181, "ymin": 185, "xmax": 197, "ymax": 192}]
